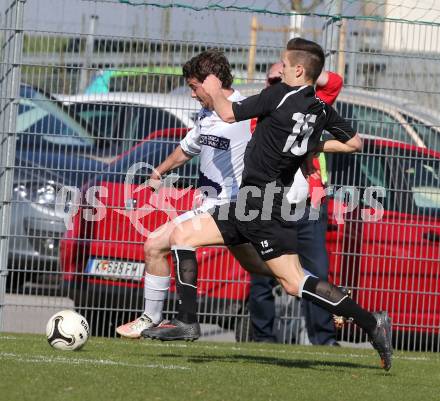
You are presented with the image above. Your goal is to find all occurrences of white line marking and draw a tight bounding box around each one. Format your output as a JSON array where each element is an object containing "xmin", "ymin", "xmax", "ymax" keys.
[{"xmin": 0, "ymin": 352, "xmax": 190, "ymax": 370}]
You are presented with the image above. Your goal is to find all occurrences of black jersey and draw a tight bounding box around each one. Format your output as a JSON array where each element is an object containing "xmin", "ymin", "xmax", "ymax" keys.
[{"xmin": 232, "ymin": 83, "xmax": 356, "ymax": 189}]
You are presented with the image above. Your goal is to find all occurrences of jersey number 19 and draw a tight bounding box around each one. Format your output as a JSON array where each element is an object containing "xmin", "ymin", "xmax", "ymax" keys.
[{"xmin": 283, "ymin": 112, "xmax": 316, "ymax": 156}]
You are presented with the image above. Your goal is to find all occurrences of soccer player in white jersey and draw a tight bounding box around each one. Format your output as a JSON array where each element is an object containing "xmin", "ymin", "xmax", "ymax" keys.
[{"xmin": 116, "ymin": 49, "xmax": 272, "ymax": 338}]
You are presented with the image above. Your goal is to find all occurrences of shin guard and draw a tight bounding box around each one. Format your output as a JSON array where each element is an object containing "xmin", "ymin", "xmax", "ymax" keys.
[{"xmin": 172, "ymin": 246, "xmax": 198, "ymax": 324}]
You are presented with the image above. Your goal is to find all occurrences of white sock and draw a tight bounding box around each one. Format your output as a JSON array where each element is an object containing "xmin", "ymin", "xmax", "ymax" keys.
[{"xmin": 144, "ymin": 272, "xmax": 170, "ymax": 324}]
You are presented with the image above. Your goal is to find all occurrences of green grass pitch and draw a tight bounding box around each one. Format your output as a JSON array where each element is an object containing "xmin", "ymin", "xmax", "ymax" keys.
[{"xmin": 1, "ymin": 333, "xmax": 439, "ymax": 401}]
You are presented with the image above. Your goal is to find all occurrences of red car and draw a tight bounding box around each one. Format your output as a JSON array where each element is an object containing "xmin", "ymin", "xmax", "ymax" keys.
[{"xmin": 60, "ymin": 129, "xmax": 440, "ymax": 345}]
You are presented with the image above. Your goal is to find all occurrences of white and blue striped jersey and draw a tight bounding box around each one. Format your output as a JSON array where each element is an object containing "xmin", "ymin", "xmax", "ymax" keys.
[{"xmin": 180, "ymin": 90, "xmax": 251, "ymax": 203}]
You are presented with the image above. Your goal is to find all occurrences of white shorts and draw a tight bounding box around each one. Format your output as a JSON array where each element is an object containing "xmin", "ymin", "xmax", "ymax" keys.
[{"xmin": 172, "ymin": 197, "xmax": 224, "ymax": 225}]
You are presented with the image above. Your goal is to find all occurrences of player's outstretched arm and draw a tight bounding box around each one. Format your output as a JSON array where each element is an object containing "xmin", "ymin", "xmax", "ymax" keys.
[
  {"xmin": 316, "ymin": 133, "xmax": 363, "ymax": 153},
  {"xmin": 202, "ymin": 74, "xmax": 236, "ymax": 123},
  {"xmin": 152, "ymin": 145, "xmax": 193, "ymax": 179}
]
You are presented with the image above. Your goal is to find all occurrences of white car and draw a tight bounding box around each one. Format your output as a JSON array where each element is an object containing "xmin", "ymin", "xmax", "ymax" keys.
[{"xmin": 56, "ymin": 92, "xmax": 200, "ymax": 155}]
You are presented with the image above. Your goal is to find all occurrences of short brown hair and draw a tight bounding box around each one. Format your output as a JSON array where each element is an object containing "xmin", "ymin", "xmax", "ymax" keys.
[
  {"xmin": 182, "ymin": 49, "xmax": 233, "ymax": 88},
  {"xmin": 286, "ymin": 38, "xmax": 325, "ymax": 82}
]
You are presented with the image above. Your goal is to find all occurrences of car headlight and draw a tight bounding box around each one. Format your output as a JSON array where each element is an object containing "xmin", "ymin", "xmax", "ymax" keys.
[
  {"xmin": 35, "ymin": 181, "xmax": 57, "ymax": 205},
  {"xmin": 14, "ymin": 179, "xmax": 59, "ymax": 210}
]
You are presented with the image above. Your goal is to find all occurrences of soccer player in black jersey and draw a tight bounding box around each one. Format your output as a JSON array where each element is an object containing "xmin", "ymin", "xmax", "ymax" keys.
[{"xmin": 144, "ymin": 38, "xmax": 393, "ymax": 371}]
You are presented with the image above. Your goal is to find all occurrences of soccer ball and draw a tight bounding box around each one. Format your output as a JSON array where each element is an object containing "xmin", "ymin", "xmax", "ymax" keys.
[{"xmin": 46, "ymin": 310, "xmax": 89, "ymax": 351}]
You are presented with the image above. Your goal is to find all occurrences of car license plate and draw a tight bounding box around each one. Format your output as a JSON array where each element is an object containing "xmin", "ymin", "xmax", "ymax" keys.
[{"xmin": 86, "ymin": 259, "xmax": 144, "ymax": 281}]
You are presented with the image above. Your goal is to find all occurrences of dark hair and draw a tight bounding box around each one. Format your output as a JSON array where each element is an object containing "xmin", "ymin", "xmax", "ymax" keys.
[
  {"xmin": 182, "ymin": 49, "xmax": 233, "ymax": 88},
  {"xmin": 286, "ymin": 38, "xmax": 325, "ymax": 82}
]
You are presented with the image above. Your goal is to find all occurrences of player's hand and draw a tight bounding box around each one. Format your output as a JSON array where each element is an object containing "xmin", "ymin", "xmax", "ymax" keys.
[
  {"xmin": 202, "ymin": 74, "xmax": 222, "ymax": 96},
  {"xmin": 147, "ymin": 170, "xmax": 162, "ymax": 190}
]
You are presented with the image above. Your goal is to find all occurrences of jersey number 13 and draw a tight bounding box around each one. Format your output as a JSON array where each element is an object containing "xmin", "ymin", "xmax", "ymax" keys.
[{"xmin": 283, "ymin": 112, "xmax": 316, "ymax": 156}]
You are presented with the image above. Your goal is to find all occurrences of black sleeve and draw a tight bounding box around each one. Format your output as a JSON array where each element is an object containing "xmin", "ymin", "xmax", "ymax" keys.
[
  {"xmin": 323, "ymin": 104, "xmax": 356, "ymax": 143},
  {"xmin": 232, "ymin": 86, "xmax": 279, "ymax": 122}
]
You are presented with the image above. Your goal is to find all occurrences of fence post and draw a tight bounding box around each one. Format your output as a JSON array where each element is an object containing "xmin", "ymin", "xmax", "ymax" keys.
[
  {"xmin": 78, "ymin": 14, "xmax": 98, "ymax": 93},
  {"xmin": 0, "ymin": 0, "xmax": 25, "ymax": 331}
]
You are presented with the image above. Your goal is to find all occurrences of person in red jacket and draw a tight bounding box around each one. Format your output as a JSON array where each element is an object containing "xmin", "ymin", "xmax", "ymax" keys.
[{"xmin": 247, "ymin": 63, "xmax": 344, "ymax": 345}]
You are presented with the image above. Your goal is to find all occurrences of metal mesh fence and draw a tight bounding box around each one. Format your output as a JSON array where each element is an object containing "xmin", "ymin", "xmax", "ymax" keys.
[{"xmin": 0, "ymin": 0, "xmax": 439, "ymax": 351}]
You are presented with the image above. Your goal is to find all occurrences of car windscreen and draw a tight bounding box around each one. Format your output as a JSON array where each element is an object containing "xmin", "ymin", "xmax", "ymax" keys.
[
  {"xmin": 69, "ymin": 103, "xmax": 186, "ymax": 153},
  {"xmin": 335, "ymin": 101, "xmax": 416, "ymax": 146},
  {"xmin": 17, "ymin": 87, "xmax": 94, "ymax": 147},
  {"xmin": 401, "ymin": 113, "xmax": 440, "ymax": 152}
]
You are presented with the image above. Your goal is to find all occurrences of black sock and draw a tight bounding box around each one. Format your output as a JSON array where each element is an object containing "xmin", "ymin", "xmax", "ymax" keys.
[
  {"xmin": 301, "ymin": 276, "xmax": 377, "ymax": 335},
  {"xmin": 172, "ymin": 247, "xmax": 198, "ymax": 324}
]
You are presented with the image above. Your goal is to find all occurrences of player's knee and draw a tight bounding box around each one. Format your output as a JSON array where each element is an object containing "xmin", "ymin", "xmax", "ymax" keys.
[{"xmin": 144, "ymin": 236, "xmax": 167, "ymax": 262}]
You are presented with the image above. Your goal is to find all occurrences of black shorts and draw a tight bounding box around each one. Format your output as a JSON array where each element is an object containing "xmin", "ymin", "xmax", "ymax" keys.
[{"xmin": 210, "ymin": 200, "xmax": 298, "ymax": 261}]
